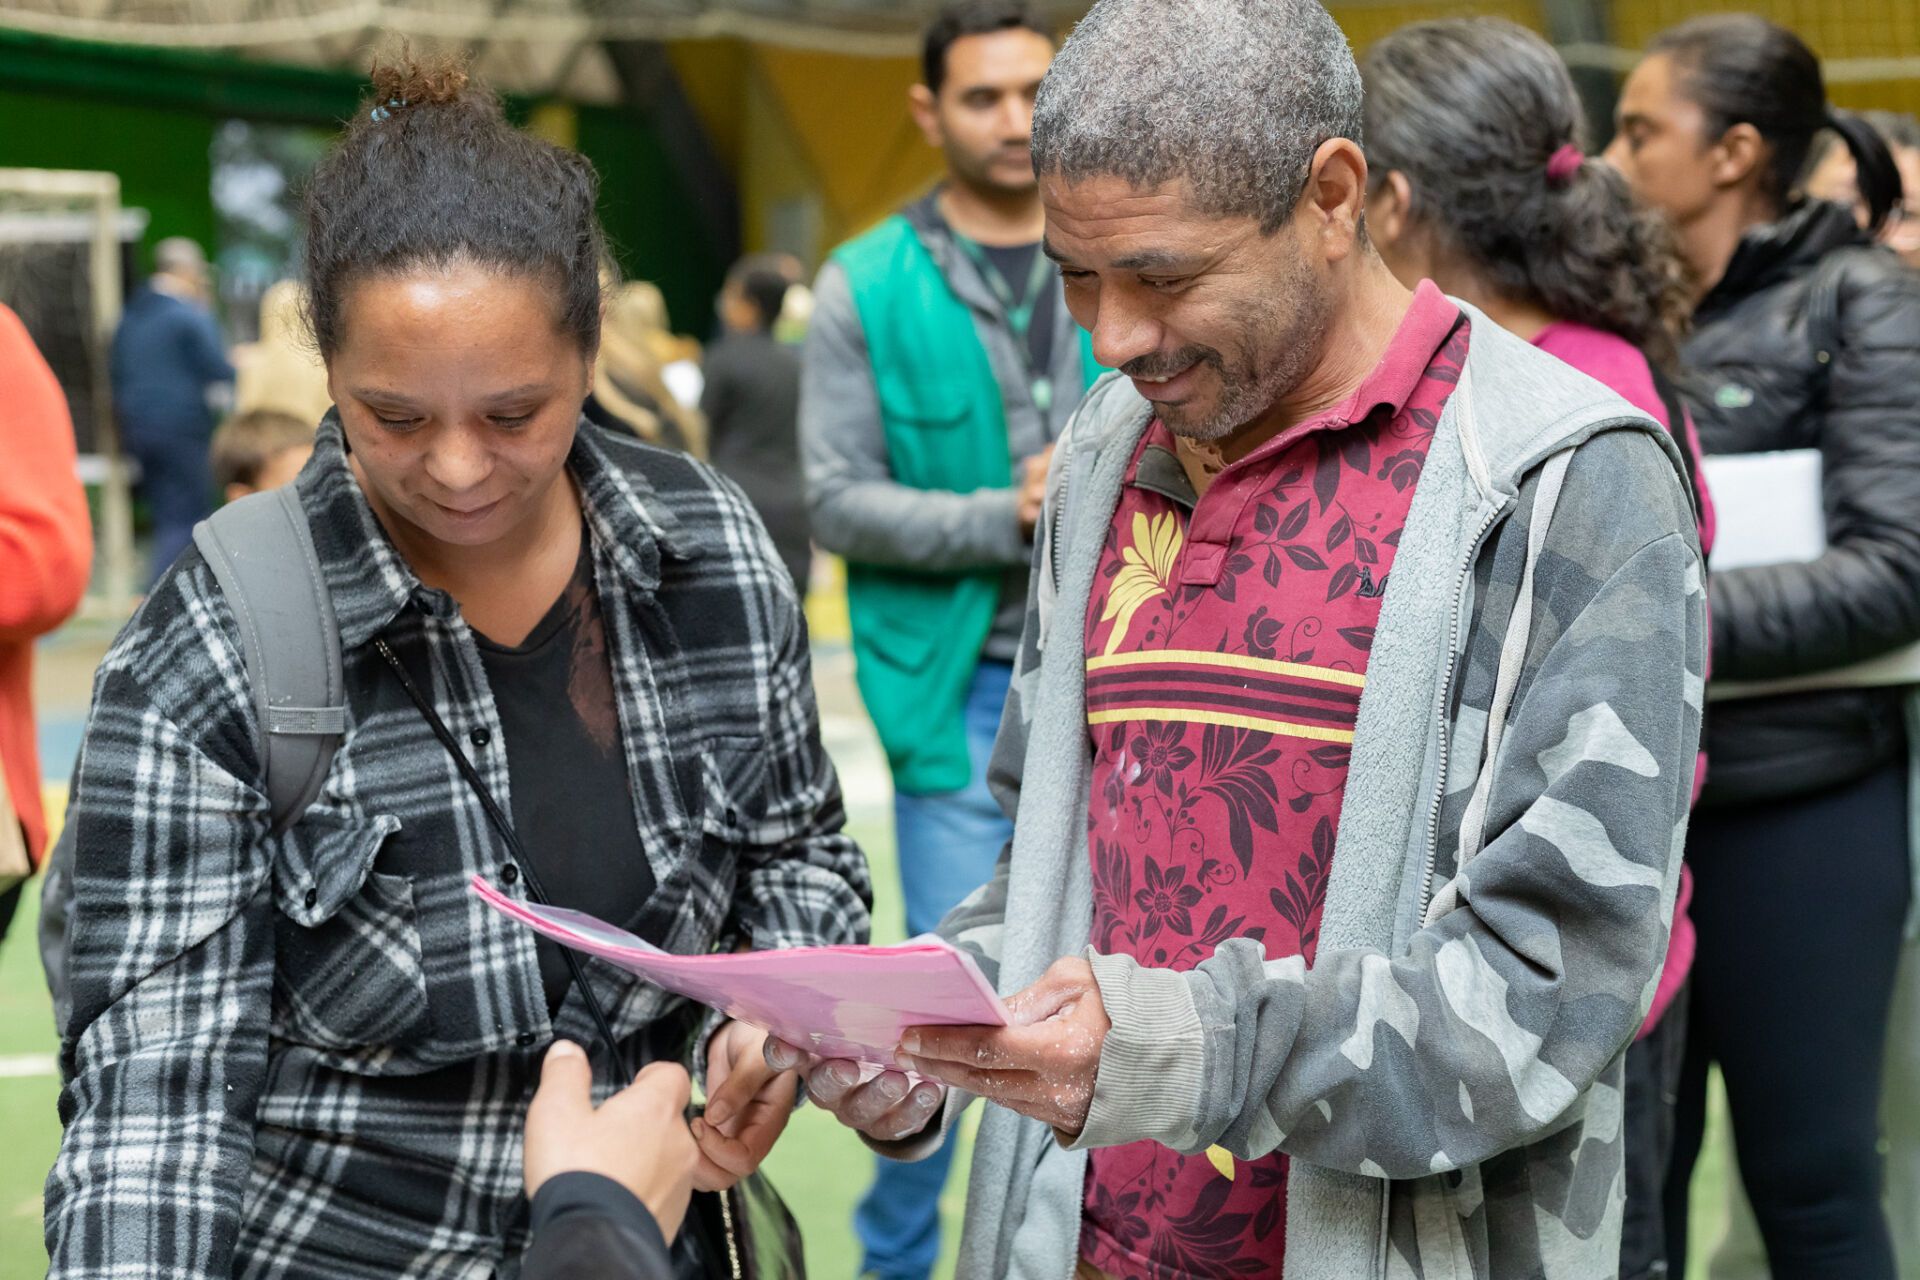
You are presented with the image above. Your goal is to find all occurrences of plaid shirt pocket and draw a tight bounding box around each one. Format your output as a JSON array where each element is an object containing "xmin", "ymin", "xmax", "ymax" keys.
[{"xmin": 271, "ymin": 814, "xmax": 431, "ymax": 1052}]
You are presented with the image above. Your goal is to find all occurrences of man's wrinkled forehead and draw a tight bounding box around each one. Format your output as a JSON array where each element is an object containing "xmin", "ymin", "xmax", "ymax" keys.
[{"xmin": 1040, "ymin": 172, "xmax": 1258, "ymax": 268}]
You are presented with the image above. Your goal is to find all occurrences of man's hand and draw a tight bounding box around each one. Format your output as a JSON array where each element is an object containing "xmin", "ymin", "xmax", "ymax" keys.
[
  {"xmin": 897, "ymin": 957, "xmax": 1110, "ymax": 1137},
  {"xmin": 762, "ymin": 1038, "xmax": 948, "ymax": 1144},
  {"xmin": 1016, "ymin": 445, "xmax": 1055, "ymax": 537},
  {"xmin": 524, "ymin": 1041, "xmax": 700, "ymax": 1242},
  {"xmin": 694, "ymin": 1021, "xmax": 800, "ymax": 1192}
]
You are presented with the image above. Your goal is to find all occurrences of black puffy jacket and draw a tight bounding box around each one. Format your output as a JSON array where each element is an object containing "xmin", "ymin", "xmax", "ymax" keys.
[{"xmin": 1683, "ymin": 199, "xmax": 1920, "ymax": 804}]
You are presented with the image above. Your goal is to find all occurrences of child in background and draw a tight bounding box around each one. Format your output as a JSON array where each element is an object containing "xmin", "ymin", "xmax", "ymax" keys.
[{"xmin": 210, "ymin": 408, "xmax": 314, "ymax": 501}]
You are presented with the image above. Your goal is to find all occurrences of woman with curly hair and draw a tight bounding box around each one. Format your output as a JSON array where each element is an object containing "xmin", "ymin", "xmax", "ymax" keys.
[{"xmin": 1360, "ymin": 21, "xmax": 1714, "ymax": 1280}]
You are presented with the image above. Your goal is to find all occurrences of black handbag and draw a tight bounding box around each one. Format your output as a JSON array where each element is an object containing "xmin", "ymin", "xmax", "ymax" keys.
[
  {"xmin": 376, "ymin": 640, "xmax": 806, "ymax": 1280},
  {"xmin": 673, "ymin": 1143, "xmax": 807, "ymax": 1280}
]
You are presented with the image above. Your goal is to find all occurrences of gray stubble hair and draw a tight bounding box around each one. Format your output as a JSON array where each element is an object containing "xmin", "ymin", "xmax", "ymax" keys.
[{"xmin": 1031, "ymin": 0, "xmax": 1365, "ymax": 232}]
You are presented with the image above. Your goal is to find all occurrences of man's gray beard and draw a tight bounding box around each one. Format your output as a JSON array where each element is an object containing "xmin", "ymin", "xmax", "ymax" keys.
[{"xmin": 1165, "ymin": 272, "xmax": 1334, "ymax": 445}]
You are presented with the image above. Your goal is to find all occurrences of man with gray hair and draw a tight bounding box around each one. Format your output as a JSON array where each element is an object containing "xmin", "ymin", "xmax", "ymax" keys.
[
  {"xmin": 110, "ymin": 235, "xmax": 234, "ymax": 584},
  {"xmin": 774, "ymin": 1, "xmax": 1706, "ymax": 1276}
]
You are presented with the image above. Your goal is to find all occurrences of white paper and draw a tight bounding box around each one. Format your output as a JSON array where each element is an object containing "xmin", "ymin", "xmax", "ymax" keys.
[
  {"xmin": 1700, "ymin": 449, "xmax": 1920, "ymax": 698},
  {"xmin": 1701, "ymin": 449, "xmax": 1825, "ymax": 570}
]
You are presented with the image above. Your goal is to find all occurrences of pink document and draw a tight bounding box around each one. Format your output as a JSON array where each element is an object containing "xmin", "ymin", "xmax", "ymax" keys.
[{"xmin": 470, "ymin": 875, "xmax": 1009, "ymax": 1069}]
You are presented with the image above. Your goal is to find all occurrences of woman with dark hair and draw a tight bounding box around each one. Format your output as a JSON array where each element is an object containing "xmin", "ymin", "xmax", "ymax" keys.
[
  {"xmin": 1608, "ymin": 15, "xmax": 1920, "ymax": 1279},
  {"xmin": 1805, "ymin": 110, "xmax": 1920, "ymax": 267},
  {"xmin": 45, "ymin": 55, "xmax": 869, "ymax": 1278},
  {"xmin": 1361, "ymin": 23, "xmax": 1714, "ymax": 1278}
]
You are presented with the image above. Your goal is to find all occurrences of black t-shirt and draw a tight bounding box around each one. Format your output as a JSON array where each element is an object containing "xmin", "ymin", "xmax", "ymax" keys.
[
  {"xmin": 976, "ymin": 239, "xmax": 1057, "ymax": 386},
  {"xmin": 475, "ymin": 533, "xmax": 654, "ymax": 1013}
]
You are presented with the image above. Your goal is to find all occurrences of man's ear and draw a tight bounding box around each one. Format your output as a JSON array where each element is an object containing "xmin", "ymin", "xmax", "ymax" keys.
[
  {"xmin": 908, "ymin": 84, "xmax": 943, "ymax": 150},
  {"xmin": 1301, "ymin": 138, "xmax": 1369, "ymax": 263},
  {"xmin": 1711, "ymin": 122, "xmax": 1766, "ymax": 191}
]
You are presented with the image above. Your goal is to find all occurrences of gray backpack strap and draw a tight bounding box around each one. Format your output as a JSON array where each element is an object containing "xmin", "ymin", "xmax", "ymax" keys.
[{"xmin": 192, "ymin": 484, "xmax": 344, "ymax": 834}]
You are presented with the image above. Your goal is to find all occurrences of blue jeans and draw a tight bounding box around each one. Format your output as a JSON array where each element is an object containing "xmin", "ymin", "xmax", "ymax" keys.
[
  {"xmin": 126, "ymin": 424, "xmax": 213, "ymax": 588},
  {"xmin": 855, "ymin": 659, "xmax": 1014, "ymax": 1280}
]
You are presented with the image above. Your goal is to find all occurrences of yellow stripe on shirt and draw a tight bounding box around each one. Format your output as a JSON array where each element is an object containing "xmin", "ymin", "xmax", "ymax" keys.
[{"xmin": 1084, "ymin": 648, "xmax": 1367, "ymax": 689}]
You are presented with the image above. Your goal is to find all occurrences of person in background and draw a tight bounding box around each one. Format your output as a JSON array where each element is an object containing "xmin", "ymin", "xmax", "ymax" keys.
[
  {"xmin": 800, "ymin": 3, "xmax": 1103, "ymax": 1274},
  {"xmin": 588, "ymin": 278, "xmax": 708, "ymax": 456},
  {"xmin": 703, "ymin": 254, "xmax": 811, "ymax": 596},
  {"xmin": 110, "ymin": 236, "xmax": 235, "ymax": 585},
  {"xmin": 1804, "ymin": 110, "xmax": 1920, "ymax": 268},
  {"xmin": 209, "ymin": 407, "xmax": 315, "ymax": 502},
  {"xmin": 1609, "ymin": 17, "xmax": 1920, "ymax": 1278},
  {"xmin": 231, "ymin": 279, "xmax": 333, "ymax": 427},
  {"xmin": 1359, "ymin": 21, "xmax": 1714, "ymax": 1278},
  {"xmin": 630, "ymin": 280, "xmax": 707, "ymax": 415},
  {"xmin": 0, "ymin": 303, "xmax": 92, "ymax": 943}
]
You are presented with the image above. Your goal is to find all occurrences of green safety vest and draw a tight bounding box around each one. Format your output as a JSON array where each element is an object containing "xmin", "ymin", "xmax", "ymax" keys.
[{"xmin": 832, "ymin": 213, "xmax": 1102, "ymax": 794}]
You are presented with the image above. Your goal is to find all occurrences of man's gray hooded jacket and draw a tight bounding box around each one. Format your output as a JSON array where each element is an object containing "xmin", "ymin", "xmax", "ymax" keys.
[{"xmin": 887, "ymin": 307, "xmax": 1708, "ymax": 1279}]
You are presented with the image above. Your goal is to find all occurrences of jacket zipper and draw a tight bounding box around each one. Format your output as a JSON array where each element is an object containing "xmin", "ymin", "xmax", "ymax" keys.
[
  {"xmin": 1051, "ymin": 439, "xmax": 1078, "ymax": 592},
  {"xmin": 1417, "ymin": 505, "xmax": 1505, "ymax": 919}
]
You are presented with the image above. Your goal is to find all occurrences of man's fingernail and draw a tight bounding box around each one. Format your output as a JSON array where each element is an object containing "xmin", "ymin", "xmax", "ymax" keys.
[
  {"xmin": 899, "ymin": 1031, "xmax": 921, "ymax": 1055},
  {"xmin": 821, "ymin": 1063, "xmax": 854, "ymax": 1088},
  {"xmin": 690, "ymin": 1117, "xmax": 707, "ymax": 1139},
  {"xmin": 912, "ymin": 1084, "xmax": 941, "ymax": 1111},
  {"xmin": 895, "ymin": 1050, "xmax": 917, "ymax": 1073},
  {"xmin": 705, "ymin": 1102, "xmax": 731, "ymax": 1127},
  {"xmin": 546, "ymin": 1040, "xmax": 582, "ymax": 1061},
  {"xmin": 765, "ymin": 1041, "xmax": 795, "ymax": 1069},
  {"xmin": 875, "ymin": 1073, "xmax": 906, "ymax": 1102}
]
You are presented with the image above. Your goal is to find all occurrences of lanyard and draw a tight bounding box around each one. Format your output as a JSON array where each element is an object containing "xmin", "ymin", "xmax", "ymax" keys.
[{"xmin": 953, "ymin": 234, "xmax": 1057, "ymax": 413}]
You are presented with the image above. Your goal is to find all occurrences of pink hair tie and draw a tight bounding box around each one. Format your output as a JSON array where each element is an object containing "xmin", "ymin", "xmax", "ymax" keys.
[{"xmin": 1546, "ymin": 143, "xmax": 1584, "ymax": 186}]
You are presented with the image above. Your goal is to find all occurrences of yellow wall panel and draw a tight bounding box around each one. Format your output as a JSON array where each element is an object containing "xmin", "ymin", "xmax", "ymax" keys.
[
  {"xmin": 752, "ymin": 45, "xmax": 943, "ymax": 249},
  {"xmin": 667, "ymin": 39, "xmax": 750, "ymax": 171},
  {"xmin": 1333, "ymin": 0, "xmax": 1546, "ymax": 49}
]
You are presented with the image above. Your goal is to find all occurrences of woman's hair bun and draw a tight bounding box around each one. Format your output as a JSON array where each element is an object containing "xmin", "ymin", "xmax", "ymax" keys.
[{"xmin": 368, "ymin": 47, "xmax": 473, "ymax": 108}]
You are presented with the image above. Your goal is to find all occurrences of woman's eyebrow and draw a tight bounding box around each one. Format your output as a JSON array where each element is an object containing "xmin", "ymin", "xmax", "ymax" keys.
[{"xmin": 476, "ymin": 383, "xmax": 553, "ymax": 405}]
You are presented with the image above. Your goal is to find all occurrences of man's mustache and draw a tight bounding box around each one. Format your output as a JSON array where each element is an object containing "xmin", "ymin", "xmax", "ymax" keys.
[{"xmin": 1122, "ymin": 347, "xmax": 1219, "ymax": 380}]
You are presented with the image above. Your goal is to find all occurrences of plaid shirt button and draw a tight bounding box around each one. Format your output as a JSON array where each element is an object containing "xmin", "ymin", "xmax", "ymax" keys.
[
  {"xmin": 303, "ymin": 887, "xmax": 317, "ymax": 909},
  {"xmin": 500, "ymin": 864, "xmax": 518, "ymax": 885},
  {"xmin": 469, "ymin": 727, "xmax": 491, "ymax": 747}
]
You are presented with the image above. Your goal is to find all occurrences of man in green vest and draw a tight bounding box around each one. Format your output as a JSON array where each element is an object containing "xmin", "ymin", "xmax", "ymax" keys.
[{"xmin": 799, "ymin": 3, "xmax": 1102, "ymax": 1276}]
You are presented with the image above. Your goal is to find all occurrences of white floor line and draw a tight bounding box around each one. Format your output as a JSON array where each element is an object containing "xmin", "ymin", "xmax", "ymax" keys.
[{"xmin": 0, "ymin": 1053, "xmax": 57, "ymax": 1079}]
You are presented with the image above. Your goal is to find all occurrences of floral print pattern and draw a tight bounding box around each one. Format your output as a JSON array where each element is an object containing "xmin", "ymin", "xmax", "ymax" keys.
[{"xmin": 1078, "ymin": 295, "xmax": 1469, "ymax": 1280}]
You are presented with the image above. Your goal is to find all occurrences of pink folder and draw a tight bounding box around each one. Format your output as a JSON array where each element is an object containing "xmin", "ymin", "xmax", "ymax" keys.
[{"xmin": 470, "ymin": 875, "xmax": 1009, "ymax": 1070}]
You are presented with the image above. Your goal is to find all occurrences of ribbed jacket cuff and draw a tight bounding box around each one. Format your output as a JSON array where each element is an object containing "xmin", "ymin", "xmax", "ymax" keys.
[{"xmin": 1069, "ymin": 950, "xmax": 1206, "ymax": 1152}]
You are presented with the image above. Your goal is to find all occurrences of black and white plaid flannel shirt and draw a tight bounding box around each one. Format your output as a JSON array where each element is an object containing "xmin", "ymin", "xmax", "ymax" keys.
[{"xmin": 46, "ymin": 416, "xmax": 871, "ymax": 1277}]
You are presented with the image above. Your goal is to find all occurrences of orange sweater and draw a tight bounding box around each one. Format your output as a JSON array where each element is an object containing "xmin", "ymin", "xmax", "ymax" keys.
[{"xmin": 0, "ymin": 303, "xmax": 92, "ymax": 863}]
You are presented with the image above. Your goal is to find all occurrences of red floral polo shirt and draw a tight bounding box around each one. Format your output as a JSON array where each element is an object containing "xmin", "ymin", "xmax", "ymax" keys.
[{"xmin": 1079, "ymin": 283, "xmax": 1468, "ymax": 1280}]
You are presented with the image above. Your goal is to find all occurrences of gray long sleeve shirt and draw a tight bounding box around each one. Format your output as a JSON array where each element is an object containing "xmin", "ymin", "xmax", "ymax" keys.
[{"xmin": 800, "ymin": 192, "xmax": 1090, "ymax": 659}]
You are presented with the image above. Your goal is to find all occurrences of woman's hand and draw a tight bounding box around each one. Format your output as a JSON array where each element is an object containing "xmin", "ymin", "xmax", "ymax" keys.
[
  {"xmin": 694, "ymin": 1021, "xmax": 800, "ymax": 1191},
  {"xmin": 524, "ymin": 1041, "xmax": 700, "ymax": 1241}
]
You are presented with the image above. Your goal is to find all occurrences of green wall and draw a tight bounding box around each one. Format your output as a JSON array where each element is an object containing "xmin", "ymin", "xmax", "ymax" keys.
[
  {"xmin": 578, "ymin": 105, "xmax": 725, "ymax": 334},
  {"xmin": 0, "ymin": 87, "xmax": 218, "ymax": 268},
  {"xmin": 0, "ymin": 30, "xmax": 722, "ymax": 325}
]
